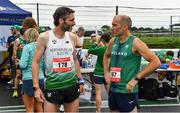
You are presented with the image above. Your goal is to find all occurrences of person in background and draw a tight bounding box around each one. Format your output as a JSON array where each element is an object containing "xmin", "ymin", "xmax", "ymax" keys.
[
  {"xmin": 88, "ymin": 33, "xmax": 111, "ymax": 112},
  {"xmin": 89, "ymin": 33, "xmax": 98, "ymax": 67},
  {"xmin": 77, "ymin": 27, "xmax": 85, "ymax": 47},
  {"xmin": 19, "ymin": 28, "xmax": 44, "ymax": 112},
  {"xmin": 157, "ymin": 50, "xmax": 174, "ymax": 81},
  {"xmin": 76, "ymin": 27, "xmax": 85, "ymax": 66},
  {"xmin": 90, "ymin": 33, "xmax": 97, "ymax": 44},
  {"xmin": 103, "ymin": 15, "xmax": 160, "ymax": 112},
  {"xmin": 177, "ymin": 50, "xmax": 180, "ymax": 89},
  {"xmin": 6, "ymin": 25, "xmax": 21, "ymax": 80},
  {"xmin": 32, "ymin": 6, "xmax": 85, "ymax": 112},
  {"xmin": 12, "ymin": 17, "xmax": 38, "ymax": 98}
]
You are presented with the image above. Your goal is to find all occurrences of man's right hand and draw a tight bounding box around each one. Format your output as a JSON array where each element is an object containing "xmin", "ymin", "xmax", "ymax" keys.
[{"xmin": 34, "ymin": 88, "xmax": 44, "ymax": 103}]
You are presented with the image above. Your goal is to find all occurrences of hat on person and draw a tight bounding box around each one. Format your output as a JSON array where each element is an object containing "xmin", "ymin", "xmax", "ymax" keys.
[
  {"xmin": 90, "ymin": 33, "xmax": 96, "ymax": 37},
  {"xmin": 38, "ymin": 26, "xmax": 46, "ymax": 33},
  {"xmin": 10, "ymin": 25, "xmax": 21, "ymax": 30}
]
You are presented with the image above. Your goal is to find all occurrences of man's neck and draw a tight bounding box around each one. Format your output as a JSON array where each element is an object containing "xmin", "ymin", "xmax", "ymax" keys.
[
  {"xmin": 53, "ymin": 27, "xmax": 65, "ymax": 39},
  {"xmin": 119, "ymin": 31, "xmax": 131, "ymax": 43},
  {"xmin": 78, "ymin": 35, "xmax": 83, "ymax": 38}
]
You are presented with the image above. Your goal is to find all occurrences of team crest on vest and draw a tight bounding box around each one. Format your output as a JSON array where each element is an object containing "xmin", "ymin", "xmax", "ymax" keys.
[
  {"xmin": 125, "ymin": 44, "xmax": 129, "ymax": 48},
  {"xmin": 66, "ymin": 41, "xmax": 69, "ymax": 44},
  {"xmin": 52, "ymin": 39, "xmax": 57, "ymax": 44},
  {"xmin": 112, "ymin": 44, "xmax": 117, "ymax": 48}
]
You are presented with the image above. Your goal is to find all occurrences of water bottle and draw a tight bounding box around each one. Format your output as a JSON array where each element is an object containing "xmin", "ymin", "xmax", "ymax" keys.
[
  {"xmin": 82, "ymin": 59, "xmax": 88, "ymax": 68},
  {"xmin": 88, "ymin": 57, "xmax": 93, "ymax": 68},
  {"xmin": 77, "ymin": 49, "xmax": 82, "ymax": 63}
]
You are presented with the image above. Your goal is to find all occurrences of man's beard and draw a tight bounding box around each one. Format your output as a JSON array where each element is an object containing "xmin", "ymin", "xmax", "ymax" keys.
[
  {"xmin": 61, "ymin": 22, "xmax": 72, "ymax": 32},
  {"xmin": 113, "ymin": 31, "xmax": 124, "ymax": 37}
]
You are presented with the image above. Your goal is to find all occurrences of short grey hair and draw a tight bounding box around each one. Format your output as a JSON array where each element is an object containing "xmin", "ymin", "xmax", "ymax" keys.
[
  {"xmin": 120, "ymin": 15, "xmax": 132, "ymax": 30},
  {"xmin": 78, "ymin": 27, "xmax": 85, "ymax": 32}
]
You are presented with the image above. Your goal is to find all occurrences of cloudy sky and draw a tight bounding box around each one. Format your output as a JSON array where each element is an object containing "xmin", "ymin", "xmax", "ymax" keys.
[{"xmin": 10, "ymin": 0, "xmax": 180, "ymax": 29}]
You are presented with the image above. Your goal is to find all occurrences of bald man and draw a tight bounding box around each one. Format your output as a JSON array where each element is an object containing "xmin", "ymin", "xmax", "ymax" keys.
[{"xmin": 103, "ymin": 15, "xmax": 161, "ymax": 112}]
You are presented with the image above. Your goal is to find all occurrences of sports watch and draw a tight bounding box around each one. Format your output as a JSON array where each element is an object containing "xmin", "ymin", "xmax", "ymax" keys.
[
  {"xmin": 134, "ymin": 76, "xmax": 140, "ymax": 82},
  {"xmin": 33, "ymin": 86, "xmax": 40, "ymax": 91}
]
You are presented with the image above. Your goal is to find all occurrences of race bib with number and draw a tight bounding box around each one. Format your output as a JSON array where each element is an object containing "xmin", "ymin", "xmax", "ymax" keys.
[
  {"xmin": 53, "ymin": 57, "xmax": 72, "ymax": 72},
  {"xmin": 110, "ymin": 67, "xmax": 121, "ymax": 82}
]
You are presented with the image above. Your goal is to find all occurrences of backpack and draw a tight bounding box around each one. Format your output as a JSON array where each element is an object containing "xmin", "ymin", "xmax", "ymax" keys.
[
  {"xmin": 138, "ymin": 78, "xmax": 146, "ymax": 99},
  {"xmin": 163, "ymin": 82, "xmax": 178, "ymax": 97},
  {"xmin": 141, "ymin": 78, "xmax": 159, "ymax": 100}
]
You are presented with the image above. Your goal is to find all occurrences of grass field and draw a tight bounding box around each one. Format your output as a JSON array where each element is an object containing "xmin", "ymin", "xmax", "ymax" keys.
[
  {"xmin": 83, "ymin": 36, "xmax": 180, "ymax": 49},
  {"xmin": 139, "ymin": 37, "xmax": 180, "ymax": 49}
]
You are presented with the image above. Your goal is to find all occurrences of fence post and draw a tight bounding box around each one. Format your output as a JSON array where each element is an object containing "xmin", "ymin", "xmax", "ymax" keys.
[
  {"xmin": 116, "ymin": 6, "xmax": 118, "ymax": 15},
  {"xmin": 170, "ymin": 16, "xmax": 173, "ymax": 35},
  {"xmin": 36, "ymin": 3, "xmax": 39, "ymax": 26}
]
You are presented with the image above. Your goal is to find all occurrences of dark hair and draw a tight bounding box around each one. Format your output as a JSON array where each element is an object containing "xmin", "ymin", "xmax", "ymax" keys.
[
  {"xmin": 53, "ymin": 7, "xmax": 75, "ymax": 26},
  {"xmin": 20, "ymin": 28, "xmax": 26, "ymax": 35},
  {"xmin": 166, "ymin": 51, "xmax": 174, "ymax": 57},
  {"xmin": 100, "ymin": 33, "xmax": 111, "ymax": 43},
  {"xmin": 22, "ymin": 17, "xmax": 37, "ymax": 29}
]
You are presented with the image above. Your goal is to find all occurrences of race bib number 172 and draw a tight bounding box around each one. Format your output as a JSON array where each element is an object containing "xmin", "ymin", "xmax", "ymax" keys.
[{"xmin": 53, "ymin": 57, "xmax": 72, "ymax": 72}]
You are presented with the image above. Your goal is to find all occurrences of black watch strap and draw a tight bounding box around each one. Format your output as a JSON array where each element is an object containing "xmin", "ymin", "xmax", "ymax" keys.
[
  {"xmin": 33, "ymin": 86, "xmax": 40, "ymax": 91},
  {"xmin": 134, "ymin": 76, "xmax": 140, "ymax": 82}
]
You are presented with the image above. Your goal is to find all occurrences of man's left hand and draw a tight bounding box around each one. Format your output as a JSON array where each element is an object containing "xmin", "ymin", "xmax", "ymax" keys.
[
  {"xmin": 126, "ymin": 78, "xmax": 138, "ymax": 93},
  {"xmin": 79, "ymin": 84, "xmax": 85, "ymax": 95}
]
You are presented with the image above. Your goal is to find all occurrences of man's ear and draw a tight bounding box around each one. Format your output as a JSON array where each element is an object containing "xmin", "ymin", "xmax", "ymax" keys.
[
  {"xmin": 122, "ymin": 24, "xmax": 128, "ymax": 30},
  {"xmin": 58, "ymin": 18, "xmax": 64, "ymax": 24}
]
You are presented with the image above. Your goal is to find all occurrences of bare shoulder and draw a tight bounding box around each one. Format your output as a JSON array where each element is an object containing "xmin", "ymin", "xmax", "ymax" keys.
[
  {"xmin": 37, "ymin": 31, "xmax": 49, "ymax": 46},
  {"xmin": 133, "ymin": 37, "xmax": 152, "ymax": 55},
  {"xmin": 133, "ymin": 37, "xmax": 148, "ymax": 50},
  {"xmin": 68, "ymin": 31, "xmax": 77, "ymax": 40},
  {"xmin": 39, "ymin": 31, "xmax": 49, "ymax": 41}
]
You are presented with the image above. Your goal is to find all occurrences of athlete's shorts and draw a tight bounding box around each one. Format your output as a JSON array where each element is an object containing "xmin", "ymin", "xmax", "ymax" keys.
[
  {"xmin": 45, "ymin": 83, "xmax": 80, "ymax": 105},
  {"xmin": 22, "ymin": 79, "xmax": 44, "ymax": 97},
  {"xmin": 93, "ymin": 75, "xmax": 106, "ymax": 85},
  {"xmin": 108, "ymin": 91, "xmax": 140, "ymax": 112}
]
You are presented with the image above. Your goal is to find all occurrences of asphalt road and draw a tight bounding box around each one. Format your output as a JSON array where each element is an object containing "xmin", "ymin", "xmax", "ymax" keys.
[{"xmin": 0, "ymin": 82, "xmax": 180, "ymax": 112}]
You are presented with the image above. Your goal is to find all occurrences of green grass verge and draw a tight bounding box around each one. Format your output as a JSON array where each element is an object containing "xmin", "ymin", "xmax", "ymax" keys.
[
  {"xmin": 139, "ymin": 37, "xmax": 180, "ymax": 49},
  {"xmin": 83, "ymin": 36, "xmax": 180, "ymax": 49}
]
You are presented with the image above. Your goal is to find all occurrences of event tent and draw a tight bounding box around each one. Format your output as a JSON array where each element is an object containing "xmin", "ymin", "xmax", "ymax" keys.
[
  {"xmin": 0, "ymin": 0, "xmax": 32, "ymax": 25},
  {"xmin": 0, "ymin": 0, "xmax": 31, "ymax": 60}
]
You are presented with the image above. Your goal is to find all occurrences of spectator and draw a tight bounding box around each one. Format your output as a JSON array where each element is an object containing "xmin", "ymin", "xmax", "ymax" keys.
[
  {"xmin": 6, "ymin": 25, "xmax": 21, "ymax": 79},
  {"xmin": 90, "ymin": 33, "xmax": 97, "ymax": 44},
  {"xmin": 88, "ymin": 33, "xmax": 111, "ymax": 112},
  {"xmin": 77, "ymin": 27, "xmax": 85, "ymax": 47},
  {"xmin": 12, "ymin": 17, "xmax": 38, "ymax": 98},
  {"xmin": 19, "ymin": 28, "xmax": 44, "ymax": 112}
]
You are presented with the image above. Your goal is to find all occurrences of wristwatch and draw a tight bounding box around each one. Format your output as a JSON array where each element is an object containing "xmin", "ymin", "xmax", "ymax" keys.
[
  {"xmin": 33, "ymin": 86, "xmax": 40, "ymax": 91},
  {"xmin": 134, "ymin": 76, "xmax": 140, "ymax": 82},
  {"xmin": 78, "ymin": 77, "xmax": 85, "ymax": 85}
]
